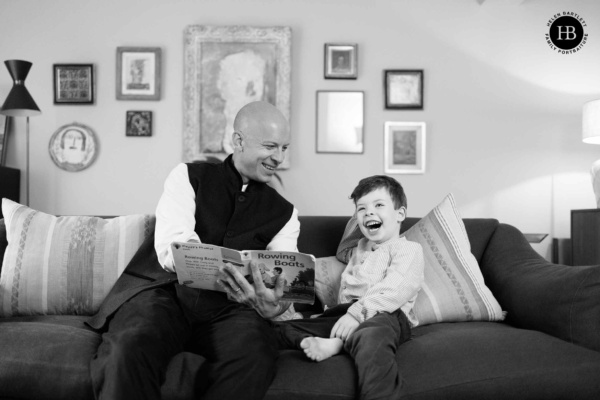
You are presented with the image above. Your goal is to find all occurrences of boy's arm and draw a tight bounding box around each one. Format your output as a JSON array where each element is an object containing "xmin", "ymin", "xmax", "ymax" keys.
[{"xmin": 346, "ymin": 242, "xmax": 424, "ymax": 323}]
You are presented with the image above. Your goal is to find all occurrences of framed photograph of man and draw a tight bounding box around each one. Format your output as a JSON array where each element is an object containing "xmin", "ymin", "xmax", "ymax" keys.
[
  {"xmin": 116, "ymin": 47, "xmax": 161, "ymax": 100},
  {"xmin": 384, "ymin": 121, "xmax": 426, "ymax": 174},
  {"xmin": 384, "ymin": 70, "xmax": 424, "ymax": 110},
  {"xmin": 53, "ymin": 64, "xmax": 94, "ymax": 104},
  {"xmin": 126, "ymin": 111, "xmax": 153, "ymax": 137},
  {"xmin": 183, "ymin": 25, "xmax": 291, "ymax": 167},
  {"xmin": 48, "ymin": 122, "xmax": 99, "ymax": 172},
  {"xmin": 324, "ymin": 43, "xmax": 358, "ymax": 79}
]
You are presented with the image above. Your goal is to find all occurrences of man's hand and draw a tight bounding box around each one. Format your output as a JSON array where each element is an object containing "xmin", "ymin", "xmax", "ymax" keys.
[
  {"xmin": 330, "ymin": 313, "xmax": 359, "ymax": 342},
  {"xmin": 217, "ymin": 261, "xmax": 289, "ymax": 319}
]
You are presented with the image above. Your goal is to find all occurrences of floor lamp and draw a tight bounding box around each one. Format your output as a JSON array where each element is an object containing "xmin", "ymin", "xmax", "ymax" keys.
[{"xmin": 0, "ymin": 60, "xmax": 41, "ymax": 206}]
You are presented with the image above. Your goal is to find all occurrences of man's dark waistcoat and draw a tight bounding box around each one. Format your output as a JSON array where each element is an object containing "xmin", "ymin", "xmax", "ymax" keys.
[{"xmin": 87, "ymin": 156, "xmax": 294, "ymax": 330}]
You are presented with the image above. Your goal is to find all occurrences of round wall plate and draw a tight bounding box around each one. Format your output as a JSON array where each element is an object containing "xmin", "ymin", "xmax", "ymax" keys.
[{"xmin": 48, "ymin": 122, "xmax": 99, "ymax": 172}]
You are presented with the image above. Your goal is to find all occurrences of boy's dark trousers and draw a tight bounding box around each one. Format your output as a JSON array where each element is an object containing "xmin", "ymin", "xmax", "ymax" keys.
[{"xmin": 273, "ymin": 303, "xmax": 412, "ymax": 400}]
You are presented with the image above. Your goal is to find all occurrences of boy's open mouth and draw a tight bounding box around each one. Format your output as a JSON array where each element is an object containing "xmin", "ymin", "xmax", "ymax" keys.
[{"xmin": 365, "ymin": 220, "xmax": 382, "ymax": 233}]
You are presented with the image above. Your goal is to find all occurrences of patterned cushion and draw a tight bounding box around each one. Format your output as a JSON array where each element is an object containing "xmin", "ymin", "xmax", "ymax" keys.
[
  {"xmin": 314, "ymin": 256, "xmax": 346, "ymax": 308},
  {"xmin": 0, "ymin": 199, "xmax": 154, "ymax": 317},
  {"xmin": 335, "ymin": 193, "xmax": 504, "ymax": 326}
]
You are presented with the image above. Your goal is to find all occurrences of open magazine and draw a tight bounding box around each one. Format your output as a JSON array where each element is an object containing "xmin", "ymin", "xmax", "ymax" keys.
[{"xmin": 171, "ymin": 242, "xmax": 316, "ymax": 304}]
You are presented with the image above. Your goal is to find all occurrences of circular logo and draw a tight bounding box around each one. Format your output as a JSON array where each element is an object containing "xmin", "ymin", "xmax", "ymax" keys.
[{"xmin": 549, "ymin": 16, "xmax": 584, "ymax": 49}]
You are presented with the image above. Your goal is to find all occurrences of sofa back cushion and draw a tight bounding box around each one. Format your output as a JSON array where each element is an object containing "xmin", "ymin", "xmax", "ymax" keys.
[{"xmin": 0, "ymin": 199, "xmax": 154, "ymax": 317}]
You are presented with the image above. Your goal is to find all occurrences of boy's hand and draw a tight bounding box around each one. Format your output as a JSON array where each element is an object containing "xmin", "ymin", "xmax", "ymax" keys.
[{"xmin": 330, "ymin": 313, "xmax": 359, "ymax": 342}]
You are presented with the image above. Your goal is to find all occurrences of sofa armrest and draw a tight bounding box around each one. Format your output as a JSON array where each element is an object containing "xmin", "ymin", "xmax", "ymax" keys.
[{"xmin": 480, "ymin": 222, "xmax": 600, "ymax": 352}]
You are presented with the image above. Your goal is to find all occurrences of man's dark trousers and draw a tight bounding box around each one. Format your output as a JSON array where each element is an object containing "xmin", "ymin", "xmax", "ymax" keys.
[
  {"xmin": 274, "ymin": 304, "xmax": 412, "ymax": 400},
  {"xmin": 90, "ymin": 285, "xmax": 279, "ymax": 400}
]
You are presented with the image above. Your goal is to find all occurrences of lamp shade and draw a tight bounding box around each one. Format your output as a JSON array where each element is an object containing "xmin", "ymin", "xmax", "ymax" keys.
[
  {"xmin": 583, "ymin": 99, "xmax": 600, "ymax": 145},
  {"xmin": 0, "ymin": 60, "xmax": 41, "ymax": 117}
]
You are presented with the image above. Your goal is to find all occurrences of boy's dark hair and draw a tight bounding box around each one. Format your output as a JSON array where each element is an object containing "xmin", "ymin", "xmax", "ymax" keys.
[{"xmin": 350, "ymin": 175, "xmax": 407, "ymax": 210}]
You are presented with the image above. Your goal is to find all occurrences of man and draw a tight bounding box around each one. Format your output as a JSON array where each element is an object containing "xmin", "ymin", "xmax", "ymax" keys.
[{"xmin": 89, "ymin": 101, "xmax": 300, "ymax": 400}]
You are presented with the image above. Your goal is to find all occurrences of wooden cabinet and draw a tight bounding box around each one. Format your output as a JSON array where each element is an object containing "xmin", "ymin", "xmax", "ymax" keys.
[
  {"xmin": 0, "ymin": 166, "xmax": 20, "ymax": 219},
  {"xmin": 571, "ymin": 209, "xmax": 600, "ymax": 266}
]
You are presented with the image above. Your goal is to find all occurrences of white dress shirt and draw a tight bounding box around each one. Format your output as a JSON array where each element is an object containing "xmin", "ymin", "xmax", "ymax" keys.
[{"xmin": 338, "ymin": 236, "xmax": 424, "ymax": 327}]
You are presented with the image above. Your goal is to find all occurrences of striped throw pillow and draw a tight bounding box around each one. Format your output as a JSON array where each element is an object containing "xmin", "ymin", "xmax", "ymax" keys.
[
  {"xmin": 0, "ymin": 199, "xmax": 154, "ymax": 317},
  {"xmin": 335, "ymin": 193, "xmax": 504, "ymax": 326}
]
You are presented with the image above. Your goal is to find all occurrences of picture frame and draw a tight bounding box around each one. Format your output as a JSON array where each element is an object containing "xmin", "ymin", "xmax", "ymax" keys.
[
  {"xmin": 126, "ymin": 111, "xmax": 153, "ymax": 137},
  {"xmin": 48, "ymin": 122, "xmax": 99, "ymax": 172},
  {"xmin": 384, "ymin": 70, "xmax": 424, "ymax": 110},
  {"xmin": 116, "ymin": 47, "xmax": 161, "ymax": 101},
  {"xmin": 384, "ymin": 121, "xmax": 426, "ymax": 174},
  {"xmin": 316, "ymin": 91, "xmax": 364, "ymax": 154},
  {"xmin": 324, "ymin": 43, "xmax": 358, "ymax": 79},
  {"xmin": 53, "ymin": 64, "xmax": 94, "ymax": 104},
  {"xmin": 0, "ymin": 115, "xmax": 11, "ymax": 166},
  {"xmin": 183, "ymin": 25, "xmax": 292, "ymax": 166}
]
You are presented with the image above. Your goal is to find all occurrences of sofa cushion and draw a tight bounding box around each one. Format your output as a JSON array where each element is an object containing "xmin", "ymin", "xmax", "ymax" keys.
[
  {"xmin": 399, "ymin": 322, "xmax": 600, "ymax": 399},
  {"xmin": 314, "ymin": 256, "xmax": 346, "ymax": 308},
  {"xmin": 0, "ymin": 199, "xmax": 154, "ymax": 317},
  {"xmin": 335, "ymin": 193, "xmax": 504, "ymax": 326}
]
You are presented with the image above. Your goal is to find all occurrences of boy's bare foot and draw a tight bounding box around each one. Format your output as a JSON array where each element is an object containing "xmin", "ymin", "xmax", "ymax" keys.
[{"xmin": 300, "ymin": 337, "xmax": 343, "ymax": 362}]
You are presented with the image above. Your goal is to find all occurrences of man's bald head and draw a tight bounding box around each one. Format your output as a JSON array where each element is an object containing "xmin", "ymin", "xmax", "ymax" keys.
[{"xmin": 233, "ymin": 101, "xmax": 289, "ymax": 138}]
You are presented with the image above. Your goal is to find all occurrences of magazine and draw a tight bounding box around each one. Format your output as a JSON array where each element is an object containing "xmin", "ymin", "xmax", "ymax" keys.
[{"xmin": 171, "ymin": 242, "xmax": 316, "ymax": 304}]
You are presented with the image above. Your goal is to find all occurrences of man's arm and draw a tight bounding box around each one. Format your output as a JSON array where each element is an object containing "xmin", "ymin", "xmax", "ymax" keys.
[
  {"xmin": 155, "ymin": 163, "xmax": 201, "ymax": 272},
  {"xmin": 346, "ymin": 241, "xmax": 424, "ymax": 323}
]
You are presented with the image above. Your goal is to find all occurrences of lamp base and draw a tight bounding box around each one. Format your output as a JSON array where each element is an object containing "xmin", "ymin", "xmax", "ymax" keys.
[{"xmin": 591, "ymin": 159, "xmax": 600, "ymax": 208}]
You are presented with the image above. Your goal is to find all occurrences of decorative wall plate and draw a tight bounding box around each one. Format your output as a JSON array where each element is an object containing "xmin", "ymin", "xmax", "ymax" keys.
[{"xmin": 48, "ymin": 122, "xmax": 99, "ymax": 172}]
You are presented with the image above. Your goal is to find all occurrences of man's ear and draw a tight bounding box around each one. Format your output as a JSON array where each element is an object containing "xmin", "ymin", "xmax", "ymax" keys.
[
  {"xmin": 397, "ymin": 206, "xmax": 407, "ymax": 223},
  {"xmin": 232, "ymin": 131, "xmax": 243, "ymax": 150}
]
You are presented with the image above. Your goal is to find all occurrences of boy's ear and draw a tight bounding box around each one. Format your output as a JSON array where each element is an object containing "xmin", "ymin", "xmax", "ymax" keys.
[{"xmin": 397, "ymin": 206, "xmax": 407, "ymax": 223}]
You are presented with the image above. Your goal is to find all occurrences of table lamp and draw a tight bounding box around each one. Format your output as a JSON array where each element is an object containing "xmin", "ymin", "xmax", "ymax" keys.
[
  {"xmin": 583, "ymin": 99, "xmax": 600, "ymax": 208},
  {"xmin": 0, "ymin": 60, "xmax": 41, "ymax": 206}
]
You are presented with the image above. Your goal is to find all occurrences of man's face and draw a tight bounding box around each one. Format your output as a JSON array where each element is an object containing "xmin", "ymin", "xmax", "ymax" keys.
[
  {"xmin": 234, "ymin": 123, "xmax": 290, "ymax": 184},
  {"xmin": 356, "ymin": 187, "xmax": 405, "ymax": 244}
]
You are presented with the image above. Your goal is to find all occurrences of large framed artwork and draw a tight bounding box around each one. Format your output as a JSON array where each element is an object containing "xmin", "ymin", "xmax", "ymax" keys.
[
  {"xmin": 384, "ymin": 121, "xmax": 426, "ymax": 174},
  {"xmin": 116, "ymin": 47, "xmax": 161, "ymax": 101},
  {"xmin": 183, "ymin": 25, "xmax": 292, "ymax": 167}
]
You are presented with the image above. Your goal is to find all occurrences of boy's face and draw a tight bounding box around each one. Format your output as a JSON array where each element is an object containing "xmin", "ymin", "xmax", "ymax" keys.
[{"xmin": 356, "ymin": 187, "xmax": 406, "ymax": 244}]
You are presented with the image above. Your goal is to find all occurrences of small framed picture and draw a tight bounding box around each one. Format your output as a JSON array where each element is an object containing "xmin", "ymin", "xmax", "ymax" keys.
[
  {"xmin": 384, "ymin": 70, "xmax": 424, "ymax": 110},
  {"xmin": 384, "ymin": 121, "xmax": 426, "ymax": 174},
  {"xmin": 53, "ymin": 64, "xmax": 94, "ymax": 104},
  {"xmin": 116, "ymin": 47, "xmax": 161, "ymax": 100},
  {"xmin": 126, "ymin": 111, "xmax": 153, "ymax": 136},
  {"xmin": 324, "ymin": 43, "xmax": 358, "ymax": 79}
]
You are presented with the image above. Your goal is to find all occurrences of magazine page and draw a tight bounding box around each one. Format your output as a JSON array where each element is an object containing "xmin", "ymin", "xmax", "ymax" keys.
[
  {"xmin": 242, "ymin": 250, "xmax": 316, "ymax": 304},
  {"xmin": 171, "ymin": 242, "xmax": 247, "ymax": 292}
]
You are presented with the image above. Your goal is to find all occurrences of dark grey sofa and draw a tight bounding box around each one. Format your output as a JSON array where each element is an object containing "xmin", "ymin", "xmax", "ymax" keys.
[{"xmin": 1, "ymin": 216, "xmax": 600, "ymax": 400}]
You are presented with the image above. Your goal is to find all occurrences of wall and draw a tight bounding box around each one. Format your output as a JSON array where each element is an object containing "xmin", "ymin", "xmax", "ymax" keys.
[{"xmin": 1, "ymin": 0, "xmax": 599, "ymax": 260}]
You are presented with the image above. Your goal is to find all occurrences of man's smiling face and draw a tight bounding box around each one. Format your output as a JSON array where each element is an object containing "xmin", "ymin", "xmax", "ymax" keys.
[
  {"xmin": 356, "ymin": 187, "xmax": 406, "ymax": 244},
  {"xmin": 232, "ymin": 102, "xmax": 290, "ymax": 184}
]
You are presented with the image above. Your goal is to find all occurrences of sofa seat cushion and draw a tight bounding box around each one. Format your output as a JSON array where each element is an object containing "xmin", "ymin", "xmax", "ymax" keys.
[
  {"xmin": 400, "ymin": 322, "xmax": 600, "ymax": 399},
  {"xmin": 0, "ymin": 320, "xmax": 100, "ymax": 400}
]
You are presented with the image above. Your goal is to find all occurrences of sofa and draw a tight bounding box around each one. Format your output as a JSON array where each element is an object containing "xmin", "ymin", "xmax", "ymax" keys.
[{"xmin": 1, "ymin": 200, "xmax": 600, "ymax": 399}]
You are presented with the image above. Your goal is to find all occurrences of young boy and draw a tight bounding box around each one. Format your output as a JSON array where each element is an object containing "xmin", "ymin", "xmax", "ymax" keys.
[{"xmin": 274, "ymin": 175, "xmax": 424, "ymax": 400}]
